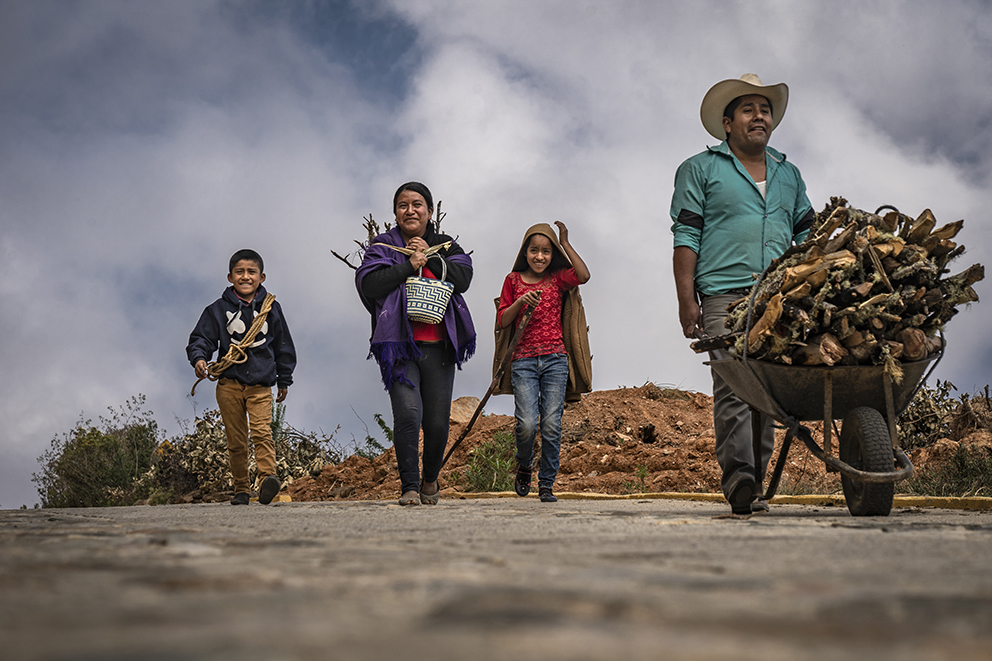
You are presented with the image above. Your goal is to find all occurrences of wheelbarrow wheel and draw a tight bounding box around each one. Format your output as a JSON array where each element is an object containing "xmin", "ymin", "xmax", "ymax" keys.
[{"xmin": 839, "ymin": 406, "xmax": 894, "ymax": 516}]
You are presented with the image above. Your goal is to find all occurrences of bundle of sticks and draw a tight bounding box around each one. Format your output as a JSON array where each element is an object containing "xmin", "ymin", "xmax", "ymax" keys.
[{"xmin": 693, "ymin": 197, "xmax": 984, "ymax": 380}]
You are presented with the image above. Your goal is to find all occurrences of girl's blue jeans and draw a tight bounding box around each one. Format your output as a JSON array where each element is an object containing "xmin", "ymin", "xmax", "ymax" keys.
[{"xmin": 511, "ymin": 353, "xmax": 569, "ymax": 489}]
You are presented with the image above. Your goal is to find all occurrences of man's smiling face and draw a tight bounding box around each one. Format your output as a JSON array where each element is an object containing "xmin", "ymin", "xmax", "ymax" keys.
[{"xmin": 723, "ymin": 94, "xmax": 773, "ymax": 154}]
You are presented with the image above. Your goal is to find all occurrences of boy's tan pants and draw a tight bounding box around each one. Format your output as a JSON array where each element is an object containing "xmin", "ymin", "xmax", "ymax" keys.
[{"xmin": 216, "ymin": 378, "xmax": 277, "ymax": 494}]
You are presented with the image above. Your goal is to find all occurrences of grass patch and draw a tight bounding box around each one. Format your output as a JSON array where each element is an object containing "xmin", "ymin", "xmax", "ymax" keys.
[
  {"xmin": 461, "ymin": 430, "xmax": 516, "ymax": 492},
  {"xmin": 903, "ymin": 444, "xmax": 992, "ymax": 498}
]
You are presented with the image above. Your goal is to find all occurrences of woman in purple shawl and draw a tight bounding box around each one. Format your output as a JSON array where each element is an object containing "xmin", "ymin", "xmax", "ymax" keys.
[{"xmin": 356, "ymin": 182, "xmax": 476, "ymax": 506}]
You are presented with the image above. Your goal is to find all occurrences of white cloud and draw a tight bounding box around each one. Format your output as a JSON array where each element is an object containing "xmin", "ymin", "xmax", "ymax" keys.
[{"xmin": 1, "ymin": 0, "xmax": 990, "ymax": 508}]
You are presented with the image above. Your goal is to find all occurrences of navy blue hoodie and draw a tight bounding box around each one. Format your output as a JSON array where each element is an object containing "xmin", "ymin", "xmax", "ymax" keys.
[{"xmin": 186, "ymin": 285, "xmax": 296, "ymax": 388}]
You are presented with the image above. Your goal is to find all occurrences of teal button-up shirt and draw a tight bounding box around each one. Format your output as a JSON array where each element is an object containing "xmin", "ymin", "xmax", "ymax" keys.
[{"xmin": 670, "ymin": 141, "xmax": 813, "ymax": 296}]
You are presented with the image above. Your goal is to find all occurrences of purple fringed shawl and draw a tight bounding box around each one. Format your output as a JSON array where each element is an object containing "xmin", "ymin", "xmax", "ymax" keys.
[{"xmin": 356, "ymin": 226, "xmax": 476, "ymax": 391}]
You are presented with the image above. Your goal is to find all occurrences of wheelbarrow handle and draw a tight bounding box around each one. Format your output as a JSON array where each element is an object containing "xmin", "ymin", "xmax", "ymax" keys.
[{"xmin": 793, "ymin": 423, "xmax": 915, "ymax": 483}]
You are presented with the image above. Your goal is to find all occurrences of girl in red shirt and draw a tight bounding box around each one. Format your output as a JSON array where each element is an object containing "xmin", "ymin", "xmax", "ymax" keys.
[{"xmin": 497, "ymin": 222, "xmax": 590, "ymax": 502}]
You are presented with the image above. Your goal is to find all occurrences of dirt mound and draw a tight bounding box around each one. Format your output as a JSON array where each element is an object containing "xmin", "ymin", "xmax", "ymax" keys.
[{"xmin": 288, "ymin": 384, "xmax": 844, "ymax": 502}]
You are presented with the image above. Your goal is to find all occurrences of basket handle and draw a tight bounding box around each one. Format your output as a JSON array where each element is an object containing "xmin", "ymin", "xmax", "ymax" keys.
[
  {"xmin": 418, "ymin": 253, "xmax": 447, "ymax": 281},
  {"xmin": 372, "ymin": 241, "xmax": 451, "ymax": 282}
]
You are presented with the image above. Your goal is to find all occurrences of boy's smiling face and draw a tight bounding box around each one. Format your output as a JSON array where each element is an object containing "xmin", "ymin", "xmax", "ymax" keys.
[{"xmin": 228, "ymin": 259, "xmax": 265, "ymax": 300}]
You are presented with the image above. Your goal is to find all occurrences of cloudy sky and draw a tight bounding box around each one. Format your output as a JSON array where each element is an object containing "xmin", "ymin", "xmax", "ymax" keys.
[{"xmin": 2, "ymin": 0, "xmax": 990, "ymax": 508}]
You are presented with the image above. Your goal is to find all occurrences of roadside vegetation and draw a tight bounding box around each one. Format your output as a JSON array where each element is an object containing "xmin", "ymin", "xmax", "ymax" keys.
[
  {"xmin": 31, "ymin": 397, "xmax": 378, "ymax": 508},
  {"xmin": 32, "ymin": 381, "xmax": 991, "ymax": 507}
]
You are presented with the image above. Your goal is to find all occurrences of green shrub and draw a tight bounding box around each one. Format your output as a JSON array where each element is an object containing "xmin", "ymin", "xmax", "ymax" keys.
[
  {"xmin": 461, "ymin": 430, "xmax": 516, "ymax": 492},
  {"xmin": 898, "ymin": 379, "xmax": 958, "ymax": 449},
  {"xmin": 354, "ymin": 412, "xmax": 391, "ymax": 460},
  {"xmin": 168, "ymin": 403, "xmax": 345, "ymax": 498},
  {"xmin": 33, "ymin": 396, "xmax": 160, "ymax": 508}
]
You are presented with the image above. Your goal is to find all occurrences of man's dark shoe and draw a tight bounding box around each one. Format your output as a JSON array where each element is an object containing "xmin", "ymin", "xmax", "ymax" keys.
[
  {"xmin": 728, "ymin": 478, "xmax": 755, "ymax": 515},
  {"xmin": 514, "ymin": 465, "xmax": 532, "ymax": 497},
  {"xmin": 230, "ymin": 492, "xmax": 250, "ymax": 506},
  {"xmin": 258, "ymin": 476, "xmax": 281, "ymax": 505},
  {"xmin": 751, "ymin": 496, "xmax": 769, "ymax": 513},
  {"xmin": 539, "ymin": 487, "xmax": 557, "ymax": 503}
]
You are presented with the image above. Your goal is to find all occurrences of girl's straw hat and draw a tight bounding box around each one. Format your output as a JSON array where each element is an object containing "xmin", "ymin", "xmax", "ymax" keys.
[{"xmin": 699, "ymin": 73, "xmax": 789, "ymax": 141}]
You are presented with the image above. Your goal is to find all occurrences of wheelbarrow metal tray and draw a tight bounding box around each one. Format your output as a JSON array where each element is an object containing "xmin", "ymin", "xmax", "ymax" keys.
[{"xmin": 705, "ymin": 356, "xmax": 938, "ymax": 423}]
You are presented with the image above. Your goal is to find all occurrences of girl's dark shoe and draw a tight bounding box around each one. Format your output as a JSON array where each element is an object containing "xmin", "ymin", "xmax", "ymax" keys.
[
  {"xmin": 539, "ymin": 487, "xmax": 557, "ymax": 503},
  {"xmin": 514, "ymin": 465, "xmax": 532, "ymax": 497},
  {"xmin": 230, "ymin": 492, "xmax": 250, "ymax": 506}
]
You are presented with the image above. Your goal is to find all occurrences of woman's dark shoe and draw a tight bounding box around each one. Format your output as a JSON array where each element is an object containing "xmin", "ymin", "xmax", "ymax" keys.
[
  {"xmin": 514, "ymin": 465, "xmax": 532, "ymax": 497},
  {"xmin": 419, "ymin": 480, "xmax": 440, "ymax": 505},
  {"xmin": 230, "ymin": 492, "xmax": 250, "ymax": 506},
  {"xmin": 259, "ymin": 476, "xmax": 281, "ymax": 505},
  {"xmin": 539, "ymin": 487, "xmax": 557, "ymax": 503},
  {"xmin": 398, "ymin": 490, "xmax": 421, "ymax": 506}
]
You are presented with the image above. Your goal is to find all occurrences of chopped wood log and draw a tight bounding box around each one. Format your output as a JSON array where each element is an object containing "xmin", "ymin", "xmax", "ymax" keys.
[
  {"xmin": 747, "ymin": 293, "xmax": 783, "ymax": 351},
  {"xmin": 858, "ymin": 293, "xmax": 890, "ymax": 309},
  {"xmin": 813, "ymin": 206, "xmax": 848, "ymax": 246},
  {"xmin": 872, "ymin": 240, "xmax": 905, "ymax": 258},
  {"xmin": 842, "ymin": 330, "xmax": 866, "ymax": 348},
  {"xmin": 924, "ymin": 219, "xmax": 964, "ymax": 244},
  {"xmin": 867, "ymin": 245, "xmax": 894, "ymax": 292},
  {"xmin": 823, "ymin": 221, "xmax": 858, "ymax": 254},
  {"xmin": 849, "ymin": 335, "xmax": 878, "ymax": 363},
  {"xmin": 690, "ymin": 332, "xmax": 741, "ymax": 354},
  {"xmin": 945, "ymin": 263, "xmax": 985, "ymax": 288},
  {"xmin": 883, "ymin": 341, "xmax": 904, "ymax": 360},
  {"xmin": 901, "ymin": 208, "xmax": 937, "ymax": 244},
  {"xmin": 882, "ymin": 256, "xmax": 901, "ymax": 272},
  {"xmin": 792, "ymin": 333, "xmax": 848, "ymax": 366},
  {"xmin": 783, "ymin": 281, "xmax": 811, "ymax": 301},
  {"xmin": 879, "ymin": 211, "xmax": 900, "ymax": 233},
  {"xmin": 896, "ymin": 328, "xmax": 928, "ymax": 362},
  {"xmin": 929, "ymin": 239, "xmax": 957, "ymax": 258}
]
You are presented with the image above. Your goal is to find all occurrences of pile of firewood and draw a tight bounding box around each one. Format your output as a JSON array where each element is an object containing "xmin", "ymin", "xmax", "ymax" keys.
[{"xmin": 703, "ymin": 197, "xmax": 984, "ymax": 379}]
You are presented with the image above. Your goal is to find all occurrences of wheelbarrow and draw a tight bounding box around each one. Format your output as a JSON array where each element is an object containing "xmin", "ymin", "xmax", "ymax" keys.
[
  {"xmin": 706, "ymin": 352, "xmax": 941, "ymax": 516},
  {"xmin": 695, "ymin": 269, "xmax": 943, "ymax": 515}
]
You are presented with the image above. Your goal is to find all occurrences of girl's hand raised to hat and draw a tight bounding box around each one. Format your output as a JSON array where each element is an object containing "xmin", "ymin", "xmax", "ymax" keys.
[{"xmin": 554, "ymin": 220, "xmax": 570, "ymax": 245}]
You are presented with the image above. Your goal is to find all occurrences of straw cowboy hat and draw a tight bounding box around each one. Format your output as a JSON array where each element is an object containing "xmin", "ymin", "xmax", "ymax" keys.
[{"xmin": 699, "ymin": 73, "xmax": 789, "ymax": 141}]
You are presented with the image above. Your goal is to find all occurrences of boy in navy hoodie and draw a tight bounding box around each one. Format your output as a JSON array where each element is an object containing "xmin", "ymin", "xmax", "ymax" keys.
[{"xmin": 186, "ymin": 249, "xmax": 297, "ymax": 505}]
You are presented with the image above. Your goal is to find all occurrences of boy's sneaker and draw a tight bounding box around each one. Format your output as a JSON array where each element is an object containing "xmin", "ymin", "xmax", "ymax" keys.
[
  {"xmin": 231, "ymin": 492, "xmax": 250, "ymax": 506},
  {"xmin": 514, "ymin": 465, "xmax": 532, "ymax": 497},
  {"xmin": 258, "ymin": 476, "xmax": 281, "ymax": 505},
  {"xmin": 539, "ymin": 487, "xmax": 557, "ymax": 503}
]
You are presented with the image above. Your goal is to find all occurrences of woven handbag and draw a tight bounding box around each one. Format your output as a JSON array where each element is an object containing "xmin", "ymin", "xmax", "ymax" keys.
[
  {"xmin": 371, "ymin": 240, "xmax": 455, "ymax": 324},
  {"xmin": 405, "ymin": 257, "xmax": 454, "ymax": 324}
]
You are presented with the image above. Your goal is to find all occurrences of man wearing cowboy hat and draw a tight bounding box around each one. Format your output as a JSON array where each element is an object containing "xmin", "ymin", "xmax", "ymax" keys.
[{"xmin": 670, "ymin": 73, "xmax": 815, "ymax": 515}]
